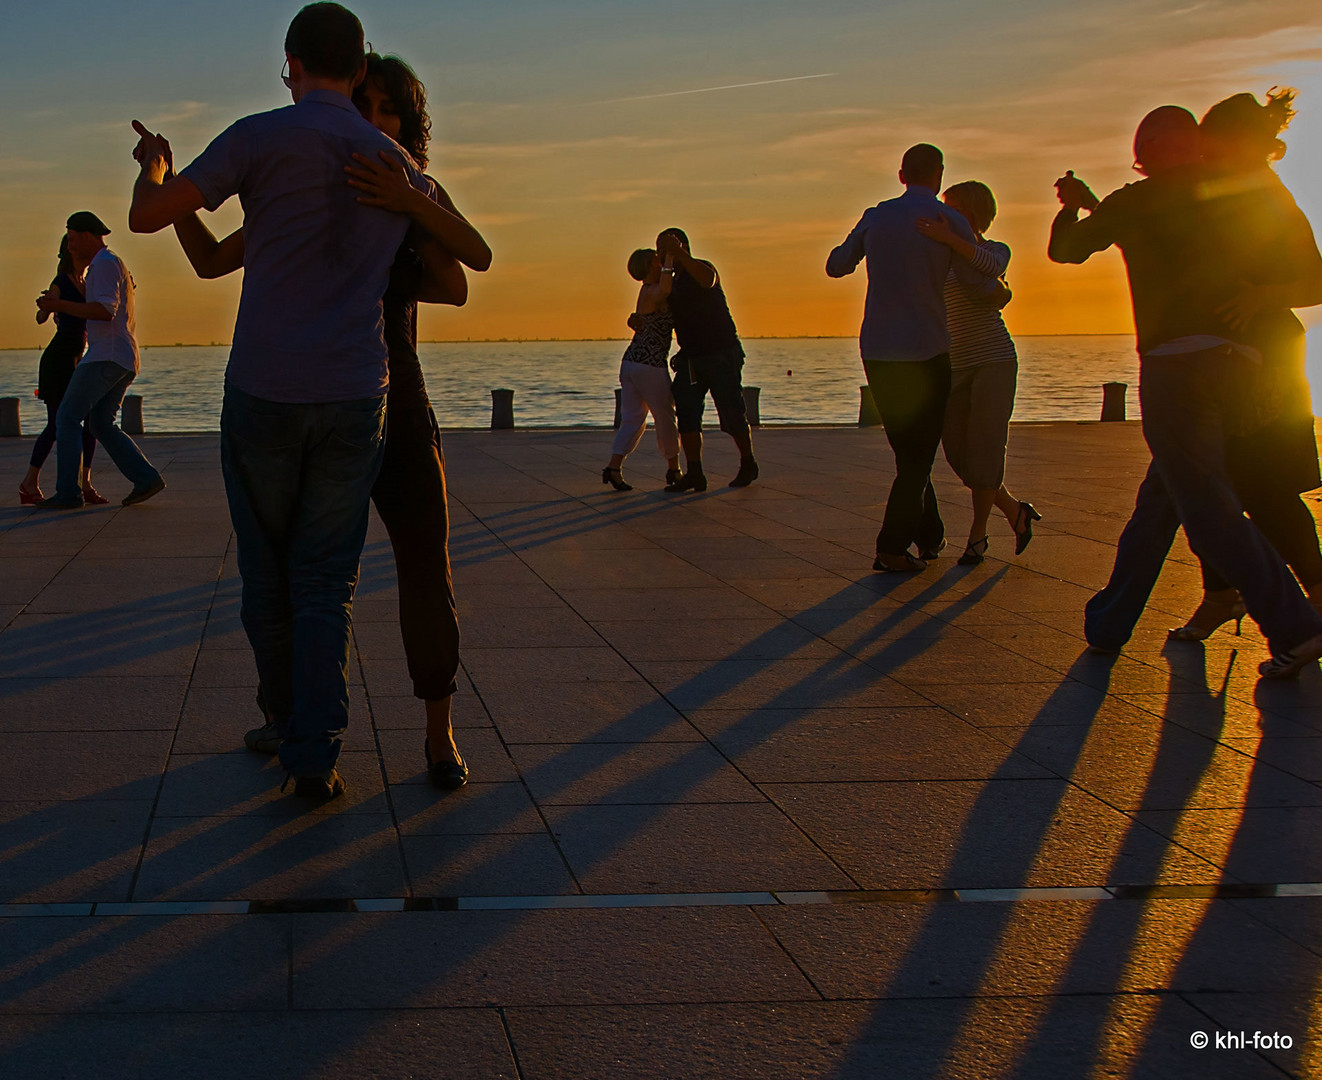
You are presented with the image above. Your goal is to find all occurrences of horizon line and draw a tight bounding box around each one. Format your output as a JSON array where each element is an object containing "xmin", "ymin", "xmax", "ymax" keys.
[{"xmin": 0, "ymin": 332, "xmax": 1136, "ymax": 351}]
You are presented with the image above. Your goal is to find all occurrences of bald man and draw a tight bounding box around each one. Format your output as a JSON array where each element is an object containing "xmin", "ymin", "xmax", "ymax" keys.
[{"xmin": 1050, "ymin": 106, "xmax": 1322, "ymax": 678}]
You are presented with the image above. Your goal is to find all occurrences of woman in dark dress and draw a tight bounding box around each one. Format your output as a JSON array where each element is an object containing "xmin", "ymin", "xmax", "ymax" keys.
[
  {"xmin": 1169, "ymin": 88, "xmax": 1322, "ymax": 639},
  {"xmin": 21, "ymin": 237, "xmax": 104, "ymax": 504},
  {"xmin": 164, "ymin": 53, "xmax": 491, "ymax": 789}
]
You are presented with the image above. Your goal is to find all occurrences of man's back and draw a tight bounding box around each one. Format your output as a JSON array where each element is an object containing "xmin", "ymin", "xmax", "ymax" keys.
[
  {"xmin": 827, "ymin": 187, "xmax": 976, "ymax": 363},
  {"xmin": 183, "ymin": 89, "xmax": 424, "ymax": 403}
]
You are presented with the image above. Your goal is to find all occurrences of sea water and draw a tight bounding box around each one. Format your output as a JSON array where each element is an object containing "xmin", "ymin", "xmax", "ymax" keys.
[{"xmin": 0, "ymin": 335, "xmax": 1159, "ymax": 433}]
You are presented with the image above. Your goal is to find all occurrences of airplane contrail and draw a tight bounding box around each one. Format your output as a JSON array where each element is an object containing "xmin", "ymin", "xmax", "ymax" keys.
[{"xmin": 596, "ymin": 73, "xmax": 837, "ymax": 105}]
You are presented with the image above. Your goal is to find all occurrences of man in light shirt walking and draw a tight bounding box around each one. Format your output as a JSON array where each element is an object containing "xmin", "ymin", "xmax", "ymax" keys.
[{"xmin": 35, "ymin": 211, "xmax": 164, "ymax": 510}]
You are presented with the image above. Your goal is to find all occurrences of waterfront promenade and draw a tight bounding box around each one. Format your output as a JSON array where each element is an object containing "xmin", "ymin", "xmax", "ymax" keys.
[{"xmin": 1, "ymin": 423, "xmax": 1319, "ymax": 1078}]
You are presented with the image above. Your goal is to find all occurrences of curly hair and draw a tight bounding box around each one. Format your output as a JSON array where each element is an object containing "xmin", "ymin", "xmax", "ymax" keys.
[
  {"xmin": 354, "ymin": 53, "xmax": 432, "ymax": 168},
  {"xmin": 1201, "ymin": 87, "xmax": 1297, "ymax": 163}
]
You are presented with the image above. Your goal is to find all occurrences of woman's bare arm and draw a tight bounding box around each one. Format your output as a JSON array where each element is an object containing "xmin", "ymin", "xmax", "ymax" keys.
[{"xmin": 174, "ymin": 215, "xmax": 244, "ymax": 279}]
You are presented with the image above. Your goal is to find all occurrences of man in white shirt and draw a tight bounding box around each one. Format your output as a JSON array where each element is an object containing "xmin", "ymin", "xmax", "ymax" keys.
[{"xmin": 35, "ymin": 212, "xmax": 164, "ymax": 509}]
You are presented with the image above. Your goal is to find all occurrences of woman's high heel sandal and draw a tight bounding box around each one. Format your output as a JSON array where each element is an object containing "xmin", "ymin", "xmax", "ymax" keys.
[
  {"xmin": 602, "ymin": 466, "xmax": 632, "ymax": 492},
  {"xmin": 1167, "ymin": 590, "xmax": 1247, "ymax": 642},
  {"xmin": 1014, "ymin": 502, "xmax": 1042, "ymax": 555},
  {"xmin": 19, "ymin": 484, "xmax": 43, "ymax": 506},
  {"xmin": 958, "ymin": 536, "xmax": 990, "ymax": 566}
]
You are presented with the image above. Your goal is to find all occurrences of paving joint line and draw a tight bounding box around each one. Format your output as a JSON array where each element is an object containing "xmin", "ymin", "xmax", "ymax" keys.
[{"xmin": 3, "ymin": 882, "xmax": 1319, "ymax": 918}]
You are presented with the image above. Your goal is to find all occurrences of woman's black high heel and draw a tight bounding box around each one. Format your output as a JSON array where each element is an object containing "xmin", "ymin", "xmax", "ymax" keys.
[
  {"xmin": 958, "ymin": 536, "xmax": 989, "ymax": 566},
  {"xmin": 665, "ymin": 468, "xmax": 683, "ymax": 487},
  {"xmin": 1014, "ymin": 502, "xmax": 1042, "ymax": 555},
  {"xmin": 602, "ymin": 466, "xmax": 632, "ymax": 491}
]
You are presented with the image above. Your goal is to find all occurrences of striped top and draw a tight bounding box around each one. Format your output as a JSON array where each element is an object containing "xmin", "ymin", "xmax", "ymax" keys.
[
  {"xmin": 621, "ymin": 307, "xmax": 674, "ymax": 369},
  {"xmin": 945, "ymin": 240, "xmax": 1016, "ymax": 370}
]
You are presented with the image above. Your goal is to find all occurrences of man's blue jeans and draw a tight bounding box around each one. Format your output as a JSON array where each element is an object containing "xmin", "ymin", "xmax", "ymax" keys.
[
  {"xmin": 1085, "ymin": 348, "xmax": 1322, "ymax": 654},
  {"xmin": 220, "ymin": 384, "xmax": 386, "ymax": 778},
  {"xmin": 55, "ymin": 361, "xmax": 159, "ymax": 500}
]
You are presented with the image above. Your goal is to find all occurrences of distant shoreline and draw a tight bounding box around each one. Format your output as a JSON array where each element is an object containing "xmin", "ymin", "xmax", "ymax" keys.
[{"xmin": 0, "ymin": 333, "xmax": 1135, "ymax": 351}]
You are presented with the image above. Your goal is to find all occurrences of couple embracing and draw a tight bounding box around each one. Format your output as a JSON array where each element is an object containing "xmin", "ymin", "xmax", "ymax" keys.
[
  {"xmin": 129, "ymin": 2, "xmax": 491, "ymax": 799},
  {"xmin": 603, "ymin": 228, "xmax": 758, "ymax": 493}
]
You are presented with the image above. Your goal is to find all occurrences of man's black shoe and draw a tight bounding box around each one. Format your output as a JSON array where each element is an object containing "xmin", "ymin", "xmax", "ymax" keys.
[
  {"xmin": 728, "ymin": 459, "xmax": 759, "ymax": 488},
  {"xmin": 244, "ymin": 720, "xmax": 283, "ymax": 755},
  {"xmin": 664, "ymin": 471, "xmax": 708, "ymax": 493},
  {"xmin": 918, "ymin": 538, "xmax": 947, "ymax": 561},
  {"xmin": 34, "ymin": 495, "xmax": 84, "ymax": 510},
  {"xmin": 122, "ymin": 477, "xmax": 166, "ymax": 506},
  {"xmin": 289, "ymin": 770, "xmax": 348, "ymax": 801}
]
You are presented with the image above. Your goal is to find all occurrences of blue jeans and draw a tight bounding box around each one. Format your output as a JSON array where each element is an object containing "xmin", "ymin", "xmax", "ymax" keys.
[
  {"xmin": 220, "ymin": 383, "xmax": 386, "ymax": 778},
  {"xmin": 1085, "ymin": 348, "xmax": 1322, "ymax": 654},
  {"xmin": 55, "ymin": 361, "xmax": 158, "ymax": 501}
]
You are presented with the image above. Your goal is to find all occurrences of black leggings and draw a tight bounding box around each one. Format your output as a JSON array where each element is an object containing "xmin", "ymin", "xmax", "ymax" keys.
[
  {"xmin": 370, "ymin": 388, "xmax": 460, "ymax": 701},
  {"xmin": 30, "ymin": 398, "xmax": 96, "ymax": 472}
]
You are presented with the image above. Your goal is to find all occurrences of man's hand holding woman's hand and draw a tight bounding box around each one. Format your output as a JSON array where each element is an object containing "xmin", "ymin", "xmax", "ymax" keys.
[
  {"xmin": 35, "ymin": 288, "xmax": 61, "ymax": 314},
  {"xmin": 1054, "ymin": 171, "xmax": 1099, "ymax": 212},
  {"xmin": 656, "ymin": 232, "xmax": 684, "ymax": 260},
  {"xmin": 131, "ymin": 120, "xmax": 174, "ymax": 181}
]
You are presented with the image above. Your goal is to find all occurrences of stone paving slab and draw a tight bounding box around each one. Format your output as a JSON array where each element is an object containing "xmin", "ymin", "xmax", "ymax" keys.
[{"xmin": 3, "ymin": 425, "xmax": 1322, "ymax": 1077}]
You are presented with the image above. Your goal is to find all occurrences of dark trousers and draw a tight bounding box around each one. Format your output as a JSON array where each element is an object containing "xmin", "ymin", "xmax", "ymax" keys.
[
  {"xmin": 1084, "ymin": 349, "xmax": 1322, "ymax": 654},
  {"xmin": 671, "ymin": 347, "xmax": 750, "ymax": 439},
  {"xmin": 220, "ymin": 383, "xmax": 386, "ymax": 779},
  {"xmin": 31, "ymin": 398, "xmax": 96, "ymax": 472},
  {"xmin": 865, "ymin": 354, "xmax": 951, "ymax": 556},
  {"xmin": 371, "ymin": 392, "xmax": 460, "ymax": 700},
  {"xmin": 1200, "ymin": 459, "xmax": 1322, "ymax": 595}
]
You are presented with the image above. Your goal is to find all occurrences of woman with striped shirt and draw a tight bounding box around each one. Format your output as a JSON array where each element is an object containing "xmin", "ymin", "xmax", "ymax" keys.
[{"xmin": 918, "ymin": 181, "xmax": 1039, "ymax": 565}]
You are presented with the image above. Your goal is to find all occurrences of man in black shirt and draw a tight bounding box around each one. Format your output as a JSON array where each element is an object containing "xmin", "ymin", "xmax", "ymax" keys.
[
  {"xmin": 1050, "ymin": 106, "xmax": 1322, "ymax": 678},
  {"xmin": 656, "ymin": 228, "xmax": 758, "ymax": 490}
]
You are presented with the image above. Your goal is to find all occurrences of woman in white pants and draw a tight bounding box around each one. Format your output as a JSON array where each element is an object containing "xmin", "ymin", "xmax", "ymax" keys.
[{"xmin": 603, "ymin": 247, "xmax": 681, "ymax": 490}]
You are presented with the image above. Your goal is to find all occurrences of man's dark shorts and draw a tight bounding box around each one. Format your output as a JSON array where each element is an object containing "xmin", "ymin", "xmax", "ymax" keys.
[{"xmin": 671, "ymin": 346, "xmax": 749, "ymax": 438}]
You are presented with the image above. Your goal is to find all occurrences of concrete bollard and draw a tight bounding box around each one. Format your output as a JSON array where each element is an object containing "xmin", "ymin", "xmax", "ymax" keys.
[
  {"xmin": 742, "ymin": 386, "xmax": 761, "ymax": 427},
  {"xmin": 121, "ymin": 394, "xmax": 144, "ymax": 435},
  {"xmin": 613, "ymin": 387, "xmax": 622, "ymax": 430},
  {"xmin": 0, "ymin": 397, "xmax": 20, "ymax": 437},
  {"xmin": 490, "ymin": 388, "xmax": 515, "ymax": 430},
  {"xmin": 859, "ymin": 384, "xmax": 882, "ymax": 427},
  {"xmin": 1101, "ymin": 382, "xmax": 1127, "ymax": 422}
]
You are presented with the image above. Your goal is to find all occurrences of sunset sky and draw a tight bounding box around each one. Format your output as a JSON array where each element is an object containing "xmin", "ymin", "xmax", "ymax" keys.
[{"xmin": 4, "ymin": 0, "xmax": 1322, "ymax": 348}]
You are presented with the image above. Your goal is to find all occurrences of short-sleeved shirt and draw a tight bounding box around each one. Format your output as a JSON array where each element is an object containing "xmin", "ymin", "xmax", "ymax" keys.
[
  {"xmin": 181, "ymin": 89, "xmax": 427, "ymax": 403},
  {"xmin": 827, "ymin": 187, "xmax": 986, "ymax": 363},
  {"xmin": 83, "ymin": 247, "xmax": 139, "ymax": 374},
  {"xmin": 669, "ymin": 264, "xmax": 741, "ymax": 355},
  {"xmin": 1048, "ymin": 166, "xmax": 1240, "ymax": 354}
]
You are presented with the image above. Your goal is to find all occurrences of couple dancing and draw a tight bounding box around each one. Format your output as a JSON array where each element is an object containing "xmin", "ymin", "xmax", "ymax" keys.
[
  {"xmin": 128, "ymin": 3, "xmax": 491, "ymax": 798},
  {"xmin": 827, "ymin": 143, "xmax": 1039, "ymax": 571},
  {"xmin": 1051, "ymin": 89, "xmax": 1322, "ymax": 678},
  {"xmin": 603, "ymin": 229, "xmax": 758, "ymax": 493}
]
